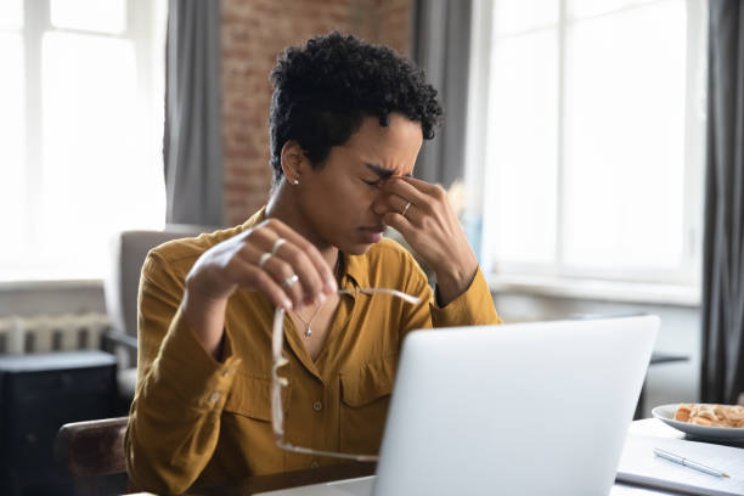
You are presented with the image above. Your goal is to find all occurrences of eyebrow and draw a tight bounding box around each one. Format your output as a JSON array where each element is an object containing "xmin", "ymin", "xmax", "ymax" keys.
[{"xmin": 364, "ymin": 163, "xmax": 413, "ymax": 179}]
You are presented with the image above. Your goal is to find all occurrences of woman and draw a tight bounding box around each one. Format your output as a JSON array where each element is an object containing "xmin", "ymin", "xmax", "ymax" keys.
[{"xmin": 125, "ymin": 32, "xmax": 501, "ymax": 494}]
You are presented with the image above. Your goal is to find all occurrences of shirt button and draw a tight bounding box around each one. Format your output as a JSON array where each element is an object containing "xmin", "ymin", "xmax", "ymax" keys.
[
  {"xmin": 313, "ymin": 401, "xmax": 323, "ymax": 412},
  {"xmin": 209, "ymin": 392, "xmax": 220, "ymax": 404},
  {"xmin": 310, "ymin": 461, "xmax": 320, "ymax": 469}
]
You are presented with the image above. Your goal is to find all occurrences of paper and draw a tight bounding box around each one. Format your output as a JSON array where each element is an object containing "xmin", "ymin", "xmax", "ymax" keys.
[{"xmin": 617, "ymin": 434, "xmax": 744, "ymax": 496}]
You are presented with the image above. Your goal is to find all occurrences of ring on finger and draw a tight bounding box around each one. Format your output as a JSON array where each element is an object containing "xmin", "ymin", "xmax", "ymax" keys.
[
  {"xmin": 271, "ymin": 238, "xmax": 287, "ymax": 256},
  {"xmin": 401, "ymin": 201, "xmax": 413, "ymax": 218},
  {"xmin": 258, "ymin": 252, "xmax": 272, "ymax": 269},
  {"xmin": 283, "ymin": 274, "xmax": 299, "ymax": 288}
]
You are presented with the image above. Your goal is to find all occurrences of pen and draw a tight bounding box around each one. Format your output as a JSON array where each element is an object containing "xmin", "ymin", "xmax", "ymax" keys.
[{"xmin": 653, "ymin": 447, "xmax": 731, "ymax": 479}]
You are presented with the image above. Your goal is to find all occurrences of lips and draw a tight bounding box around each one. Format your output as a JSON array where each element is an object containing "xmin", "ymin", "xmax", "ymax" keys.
[{"xmin": 358, "ymin": 226, "xmax": 385, "ymax": 244}]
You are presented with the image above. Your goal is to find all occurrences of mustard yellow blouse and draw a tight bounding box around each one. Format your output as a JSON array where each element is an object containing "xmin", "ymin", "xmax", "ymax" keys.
[{"xmin": 125, "ymin": 209, "xmax": 501, "ymax": 494}]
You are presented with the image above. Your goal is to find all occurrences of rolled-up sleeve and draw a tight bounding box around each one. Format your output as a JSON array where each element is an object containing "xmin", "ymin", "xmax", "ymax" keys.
[
  {"xmin": 431, "ymin": 269, "xmax": 501, "ymax": 327},
  {"xmin": 390, "ymin": 243, "xmax": 501, "ymax": 334}
]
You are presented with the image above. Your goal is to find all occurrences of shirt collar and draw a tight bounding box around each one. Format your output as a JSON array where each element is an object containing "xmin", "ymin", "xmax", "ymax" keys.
[{"xmin": 341, "ymin": 251, "xmax": 370, "ymax": 291}]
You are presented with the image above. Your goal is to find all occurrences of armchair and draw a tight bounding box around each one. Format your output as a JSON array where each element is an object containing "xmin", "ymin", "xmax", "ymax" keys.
[{"xmin": 103, "ymin": 225, "xmax": 213, "ymax": 407}]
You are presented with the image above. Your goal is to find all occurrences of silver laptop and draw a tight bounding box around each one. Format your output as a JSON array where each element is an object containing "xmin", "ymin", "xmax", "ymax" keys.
[{"xmin": 257, "ymin": 316, "xmax": 659, "ymax": 496}]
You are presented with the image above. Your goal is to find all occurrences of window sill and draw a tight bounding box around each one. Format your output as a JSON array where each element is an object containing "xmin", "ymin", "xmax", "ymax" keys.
[
  {"xmin": 0, "ymin": 279, "xmax": 103, "ymax": 293},
  {"xmin": 488, "ymin": 274, "xmax": 701, "ymax": 308}
]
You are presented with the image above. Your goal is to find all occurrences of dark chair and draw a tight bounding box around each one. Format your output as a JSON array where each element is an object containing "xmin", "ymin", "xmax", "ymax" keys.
[{"xmin": 54, "ymin": 416, "xmax": 130, "ymax": 495}]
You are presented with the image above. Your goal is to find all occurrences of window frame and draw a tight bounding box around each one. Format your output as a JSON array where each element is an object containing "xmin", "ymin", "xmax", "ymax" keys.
[{"xmin": 465, "ymin": 0, "xmax": 707, "ymax": 293}]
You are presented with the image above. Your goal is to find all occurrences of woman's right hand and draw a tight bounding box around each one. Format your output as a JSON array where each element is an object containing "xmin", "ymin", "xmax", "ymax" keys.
[{"xmin": 181, "ymin": 218, "xmax": 337, "ymax": 357}]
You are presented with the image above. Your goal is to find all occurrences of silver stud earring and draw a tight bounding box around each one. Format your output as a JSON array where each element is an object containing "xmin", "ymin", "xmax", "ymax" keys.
[{"xmin": 291, "ymin": 178, "xmax": 299, "ymax": 185}]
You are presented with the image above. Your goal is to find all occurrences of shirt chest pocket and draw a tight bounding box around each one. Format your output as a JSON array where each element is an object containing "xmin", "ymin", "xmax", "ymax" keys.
[
  {"xmin": 338, "ymin": 354, "xmax": 397, "ymax": 454},
  {"xmin": 223, "ymin": 372, "xmax": 290, "ymax": 423}
]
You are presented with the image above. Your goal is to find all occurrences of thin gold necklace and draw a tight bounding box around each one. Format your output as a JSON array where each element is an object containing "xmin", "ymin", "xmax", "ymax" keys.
[
  {"xmin": 293, "ymin": 253, "xmax": 340, "ymax": 338},
  {"xmin": 293, "ymin": 302, "xmax": 324, "ymax": 338}
]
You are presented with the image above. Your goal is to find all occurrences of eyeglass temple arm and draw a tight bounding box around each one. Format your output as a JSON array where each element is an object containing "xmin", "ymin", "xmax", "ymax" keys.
[
  {"xmin": 277, "ymin": 440, "xmax": 380, "ymax": 462},
  {"xmin": 338, "ymin": 287, "xmax": 422, "ymax": 305}
]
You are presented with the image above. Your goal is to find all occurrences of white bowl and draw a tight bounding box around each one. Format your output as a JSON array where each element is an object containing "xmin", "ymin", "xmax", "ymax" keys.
[{"xmin": 652, "ymin": 403, "xmax": 744, "ymax": 442}]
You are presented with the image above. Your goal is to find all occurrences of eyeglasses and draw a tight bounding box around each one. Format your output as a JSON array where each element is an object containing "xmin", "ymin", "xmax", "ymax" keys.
[{"xmin": 271, "ymin": 287, "xmax": 422, "ymax": 462}]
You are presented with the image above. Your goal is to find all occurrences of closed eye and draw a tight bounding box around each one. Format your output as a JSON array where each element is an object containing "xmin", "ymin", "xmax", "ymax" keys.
[{"xmin": 362, "ymin": 178, "xmax": 382, "ymax": 187}]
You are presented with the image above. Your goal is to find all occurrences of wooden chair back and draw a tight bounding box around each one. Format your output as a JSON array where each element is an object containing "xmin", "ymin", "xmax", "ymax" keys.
[{"xmin": 55, "ymin": 416, "xmax": 129, "ymax": 479}]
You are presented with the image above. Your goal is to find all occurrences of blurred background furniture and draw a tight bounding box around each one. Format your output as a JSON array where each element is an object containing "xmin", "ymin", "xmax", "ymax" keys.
[
  {"xmin": 0, "ymin": 351, "xmax": 116, "ymax": 496},
  {"xmin": 102, "ymin": 225, "xmax": 212, "ymax": 410},
  {"xmin": 634, "ymin": 352, "xmax": 690, "ymax": 419}
]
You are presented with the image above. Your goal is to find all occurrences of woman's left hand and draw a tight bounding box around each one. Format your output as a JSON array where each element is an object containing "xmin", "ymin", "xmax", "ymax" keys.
[{"xmin": 380, "ymin": 176, "xmax": 478, "ymax": 305}]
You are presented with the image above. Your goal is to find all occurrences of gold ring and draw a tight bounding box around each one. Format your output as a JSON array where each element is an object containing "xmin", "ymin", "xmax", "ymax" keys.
[
  {"xmin": 271, "ymin": 238, "xmax": 287, "ymax": 255},
  {"xmin": 283, "ymin": 274, "xmax": 299, "ymax": 288},
  {"xmin": 401, "ymin": 201, "xmax": 413, "ymax": 218},
  {"xmin": 258, "ymin": 252, "xmax": 272, "ymax": 269}
]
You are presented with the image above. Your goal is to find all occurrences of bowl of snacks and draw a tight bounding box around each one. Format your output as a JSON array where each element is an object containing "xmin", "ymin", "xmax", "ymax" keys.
[{"xmin": 652, "ymin": 403, "xmax": 744, "ymax": 442}]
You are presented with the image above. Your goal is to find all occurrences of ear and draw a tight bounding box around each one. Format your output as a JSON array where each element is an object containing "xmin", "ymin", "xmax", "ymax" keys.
[{"xmin": 280, "ymin": 141, "xmax": 307, "ymax": 185}]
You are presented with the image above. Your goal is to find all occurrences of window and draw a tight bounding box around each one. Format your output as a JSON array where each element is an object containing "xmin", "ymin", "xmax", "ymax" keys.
[
  {"xmin": 0, "ymin": 0, "xmax": 166, "ymax": 281},
  {"xmin": 468, "ymin": 0, "xmax": 707, "ymax": 289}
]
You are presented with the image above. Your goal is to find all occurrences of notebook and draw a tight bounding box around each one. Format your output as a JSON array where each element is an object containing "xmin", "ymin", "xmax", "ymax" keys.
[
  {"xmin": 257, "ymin": 316, "xmax": 659, "ymax": 496},
  {"xmin": 617, "ymin": 435, "xmax": 744, "ymax": 496}
]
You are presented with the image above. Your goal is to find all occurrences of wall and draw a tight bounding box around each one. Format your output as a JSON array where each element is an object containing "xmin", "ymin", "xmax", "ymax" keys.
[
  {"xmin": 494, "ymin": 292, "xmax": 702, "ymax": 417},
  {"xmin": 221, "ymin": 0, "xmax": 413, "ymax": 226},
  {"xmin": 0, "ymin": 282, "xmax": 105, "ymax": 318}
]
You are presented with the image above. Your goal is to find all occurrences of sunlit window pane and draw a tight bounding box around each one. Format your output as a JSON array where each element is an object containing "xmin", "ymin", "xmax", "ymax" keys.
[
  {"xmin": 50, "ymin": 0, "xmax": 127, "ymax": 34},
  {"xmin": 0, "ymin": 33, "xmax": 26, "ymax": 261},
  {"xmin": 493, "ymin": 0, "xmax": 559, "ymax": 36},
  {"xmin": 568, "ymin": 0, "xmax": 660, "ymax": 20},
  {"xmin": 39, "ymin": 32, "xmax": 163, "ymax": 279},
  {"xmin": 562, "ymin": 1, "xmax": 687, "ymax": 270},
  {"xmin": 485, "ymin": 30, "xmax": 559, "ymax": 265},
  {"xmin": 0, "ymin": 0, "xmax": 23, "ymax": 30}
]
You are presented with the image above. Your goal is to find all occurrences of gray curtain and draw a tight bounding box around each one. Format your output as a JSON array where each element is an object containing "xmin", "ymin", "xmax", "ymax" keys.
[
  {"xmin": 164, "ymin": 0, "xmax": 224, "ymax": 226},
  {"xmin": 701, "ymin": 0, "xmax": 744, "ymax": 404},
  {"xmin": 412, "ymin": 0, "xmax": 472, "ymax": 187}
]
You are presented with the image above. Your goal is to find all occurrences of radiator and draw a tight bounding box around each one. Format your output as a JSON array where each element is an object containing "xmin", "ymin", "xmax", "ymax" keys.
[{"xmin": 0, "ymin": 313, "xmax": 111, "ymax": 354}]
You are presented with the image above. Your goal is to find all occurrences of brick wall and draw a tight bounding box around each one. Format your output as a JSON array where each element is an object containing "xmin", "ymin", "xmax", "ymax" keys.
[{"xmin": 221, "ymin": 0, "xmax": 413, "ymax": 226}]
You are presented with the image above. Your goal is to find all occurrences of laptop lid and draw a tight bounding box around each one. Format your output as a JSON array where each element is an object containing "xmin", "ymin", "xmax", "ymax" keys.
[{"xmin": 372, "ymin": 315, "xmax": 659, "ymax": 496}]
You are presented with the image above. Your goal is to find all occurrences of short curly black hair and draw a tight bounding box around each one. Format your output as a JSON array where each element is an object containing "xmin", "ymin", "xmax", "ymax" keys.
[{"xmin": 269, "ymin": 32, "xmax": 442, "ymax": 184}]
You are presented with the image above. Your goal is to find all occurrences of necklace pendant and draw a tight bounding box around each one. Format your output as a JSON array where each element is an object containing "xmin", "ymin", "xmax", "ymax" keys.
[{"xmin": 304, "ymin": 326, "xmax": 312, "ymax": 338}]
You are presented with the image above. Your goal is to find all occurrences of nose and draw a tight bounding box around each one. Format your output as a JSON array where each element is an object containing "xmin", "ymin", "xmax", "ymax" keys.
[{"xmin": 370, "ymin": 189, "xmax": 388, "ymax": 216}]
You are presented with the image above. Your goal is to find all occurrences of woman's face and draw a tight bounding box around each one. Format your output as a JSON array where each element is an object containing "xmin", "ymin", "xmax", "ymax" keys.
[{"xmin": 293, "ymin": 113, "xmax": 423, "ymax": 255}]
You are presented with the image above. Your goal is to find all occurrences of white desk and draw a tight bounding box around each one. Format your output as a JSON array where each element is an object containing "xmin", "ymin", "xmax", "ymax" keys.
[{"xmin": 192, "ymin": 419, "xmax": 736, "ymax": 495}]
